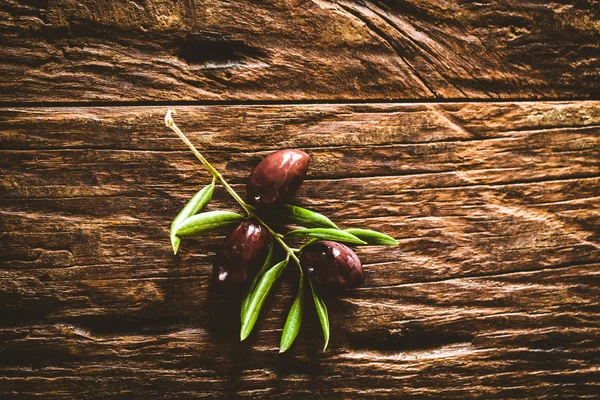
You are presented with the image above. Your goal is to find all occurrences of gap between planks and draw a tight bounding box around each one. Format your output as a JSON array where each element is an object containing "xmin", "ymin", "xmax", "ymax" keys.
[{"xmin": 0, "ymin": 97, "xmax": 599, "ymax": 108}]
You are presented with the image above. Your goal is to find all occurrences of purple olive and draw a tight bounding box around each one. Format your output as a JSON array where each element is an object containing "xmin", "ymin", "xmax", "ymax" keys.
[
  {"xmin": 247, "ymin": 149, "xmax": 310, "ymax": 207},
  {"xmin": 213, "ymin": 220, "xmax": 271, "ymax": 287},
  {"xmin": 300, "ymin": 241, "xmax": 364, "ymax": 289}
]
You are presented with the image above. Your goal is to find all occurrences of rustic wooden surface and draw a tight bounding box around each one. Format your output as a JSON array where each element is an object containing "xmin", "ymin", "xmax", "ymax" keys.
[
  {"xmin": 1, "ymin": 0, "xmax": 600, "ymax": 398},
  {"xmin": 1, "ymin": 103, "xmax": 599, "ymax": 398},
  {"xmin": 1, "ymin": 0, "xmax": 600, "ymax": 102}
]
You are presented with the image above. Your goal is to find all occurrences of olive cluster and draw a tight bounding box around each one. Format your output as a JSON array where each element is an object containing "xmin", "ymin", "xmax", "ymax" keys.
[
  {"xmin": 167, "ymin": 110, "xmax": 397, "ymax": 352},
  {"xmin": 215, "ymin": 149, "xmax": 364, "ymax": 290}
]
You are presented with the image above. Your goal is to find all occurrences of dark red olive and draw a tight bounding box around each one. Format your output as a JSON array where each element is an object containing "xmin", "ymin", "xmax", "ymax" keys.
[
  {"xmin": 300, "ymin": 241, "xmax": 364, "ymax": 289},
  {"xmin": 247, "ymin": 149, "xmax": 310, "ymax": 207},
  {"xmin": 213, "ymin": 220, "xmax": 271, "ymax": 287}
]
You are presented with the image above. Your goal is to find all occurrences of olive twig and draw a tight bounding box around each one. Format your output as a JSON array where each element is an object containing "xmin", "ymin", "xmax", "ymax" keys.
[
  {"xmin": 165, "ymin": 109, "xmax": 253, "ymax": 217},
  {"xmin": 167, "ymin": 109, "xmax": 398, "ymax": 352},
  {"xmin": 165, "ymin": 109, "xmax": 303, "ymax": 274}
]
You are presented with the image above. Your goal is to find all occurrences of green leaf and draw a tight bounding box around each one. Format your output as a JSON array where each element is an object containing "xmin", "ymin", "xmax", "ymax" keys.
[
  {"xmin": 266, "ymin": 204, "xmax": 338, "ymax": 229},
  {"xmin": 309, "ymin": 280, "xmax": 329, "ymax": 351},
  {"xmin": 241, "ymin": 238, "xmax": 274, "ymax": 318},
  {"xmin": 175, "ymin": 211, "xmax": 245, "ymax": 238},
  {"xmin": 240, "ymin": 257, "xmax": 289, "ymax": 341},
  {"xmin": 279, "ymin": 276, "xmax": 305, "ymax": 353},
  {"xmin": 285, "ymin": 228, "xmax": 367, "ymax": 245},
  {"xmin": 301, "ymin": 238, "xmax": 320, "ymax": 248},
  {"xmin": 344, "ymin": 228, "xmax": 398, "ymax": 246},
  {"xmin": 170, "ymin": 182, "xmax": 215, "ymax": 254}
]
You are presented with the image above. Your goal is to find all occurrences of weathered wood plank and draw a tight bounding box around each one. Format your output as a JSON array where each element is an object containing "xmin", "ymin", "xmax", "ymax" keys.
[
  {"xmin": 1, "ymin": 265, "xmax": 598, "ymax": 398},
  {"xmin": 1, "ymin": 0, "xmax": 599, "ymax": 102},
  {"xmin": 1, "ymin": 102, "xmax": 599, "ymax": 398},
  {"xmin": 2, "ymin": 103, "xmax": 599, "ymax": 192}
]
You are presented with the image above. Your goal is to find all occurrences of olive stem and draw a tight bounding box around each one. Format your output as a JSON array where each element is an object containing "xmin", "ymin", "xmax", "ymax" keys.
[
  {"xmin": 166, "ymin": 109, "xmax": 303, "ymax": 274},
  {"xmin": 165, "ymin": 109, "xmax": 253, "ymax": 217}
]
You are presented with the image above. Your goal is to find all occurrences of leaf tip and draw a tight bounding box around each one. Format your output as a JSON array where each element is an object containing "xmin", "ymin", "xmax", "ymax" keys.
[
  {"xmin": 240, "ymin": 327, "xmax": 250, "ymax": 342},
  {"xmin": 383, "ymin": 237, "xmax": 400, "ymax": 246},
  {"xmin": 171, "ymin": 236, "xmax": 181, "ymax": 255}
]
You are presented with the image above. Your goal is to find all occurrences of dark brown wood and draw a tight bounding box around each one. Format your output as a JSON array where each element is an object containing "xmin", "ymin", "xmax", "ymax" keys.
[
  {"xmin": 1, "ymin": 0, "xmax": 599, "ymax": 102},
  {"xmin": 1, "ymin": 103, "xmax": 599, "ymax": 398}
]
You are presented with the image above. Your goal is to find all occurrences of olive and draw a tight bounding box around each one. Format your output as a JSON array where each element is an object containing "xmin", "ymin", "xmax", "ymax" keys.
[
  {"xmin": 213, "ymin": 220, "xmax": 271, "ymax": 287},
  {"xmin": 300, "ymin": 241, "xmax": 364, "ymax": 289},
  {"xmin": 247, "ymin": 149, "xmax": 310, "ymax": 207}
]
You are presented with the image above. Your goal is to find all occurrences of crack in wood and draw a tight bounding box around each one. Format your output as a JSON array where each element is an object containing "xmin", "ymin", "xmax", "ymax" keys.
[{"xmin": 335, "ymin": 0, "xmax": 440, "ymax": 97}]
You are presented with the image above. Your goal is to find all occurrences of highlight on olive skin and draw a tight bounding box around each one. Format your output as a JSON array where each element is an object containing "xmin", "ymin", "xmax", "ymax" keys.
[
  {"xmin": 213, "ymin": 220, "xmax": 271, "ymax": 288},
  {"xmin": 247, "ymin": 149, "xmax": 310, "ymax": 207},
  {"xmin": 166, "ymin": 110, "xmax": 397, "ymax": 353},
  {"xmin": 300, "ymin": 240, "xmax": 364, "ymax": 289}
]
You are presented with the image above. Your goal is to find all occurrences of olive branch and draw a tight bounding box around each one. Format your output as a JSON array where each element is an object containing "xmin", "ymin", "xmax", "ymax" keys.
[{"xmin": 165, "ymin": 109, "xmax": 397, "ymax": 352}]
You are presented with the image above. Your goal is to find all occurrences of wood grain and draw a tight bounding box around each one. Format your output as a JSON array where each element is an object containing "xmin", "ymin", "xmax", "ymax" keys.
[
  {"xmin": 1, "ymin": 0, "xmax": 599, "ymax": 102},
  {"xmin": 1, "ymin": 102, "xmax": 599, "ymax": 398}
]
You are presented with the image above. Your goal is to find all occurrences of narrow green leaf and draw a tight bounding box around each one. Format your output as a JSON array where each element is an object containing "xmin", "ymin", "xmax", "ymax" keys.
[
  {"xmin": 279, "ymin": 277, "xmax": 305, "ymax": 353},
  {"xmin": 265, "ymin": 204, "xmax": 338, "ymax": 229},
  {"xmin": 241, "ymin": 238, "xmax": 274, "ymax": 318},
  {"xmin": 240, "ymin": 258, "xmax": 289, "ymax": 341},
  {"xmin": 301, "ymin": 238, "xmax": 320, "ymax": 248},
  {"xmin": 344, "ymin": 228, "xmax": 398, "ymax": 246},
  {"xmin": 170, "ymin": 182, "xmax": 215, "ymax": 254},
  {"xmin": 285, "ymin": 228, "xmax": 367, "ymax": 245},
  {"xmin": 175, "ymin": 211, "xmax": 245, "ymax": 238},
  {"xmin": 309, "ymin": 280, "xmax": 329, "ymax": 351}
]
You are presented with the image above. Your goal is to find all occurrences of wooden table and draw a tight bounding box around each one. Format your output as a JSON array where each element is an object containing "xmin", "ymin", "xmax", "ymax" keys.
[{"xmin": 1, "ymin": 1, "xmax": 599, "ymax": 398}]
